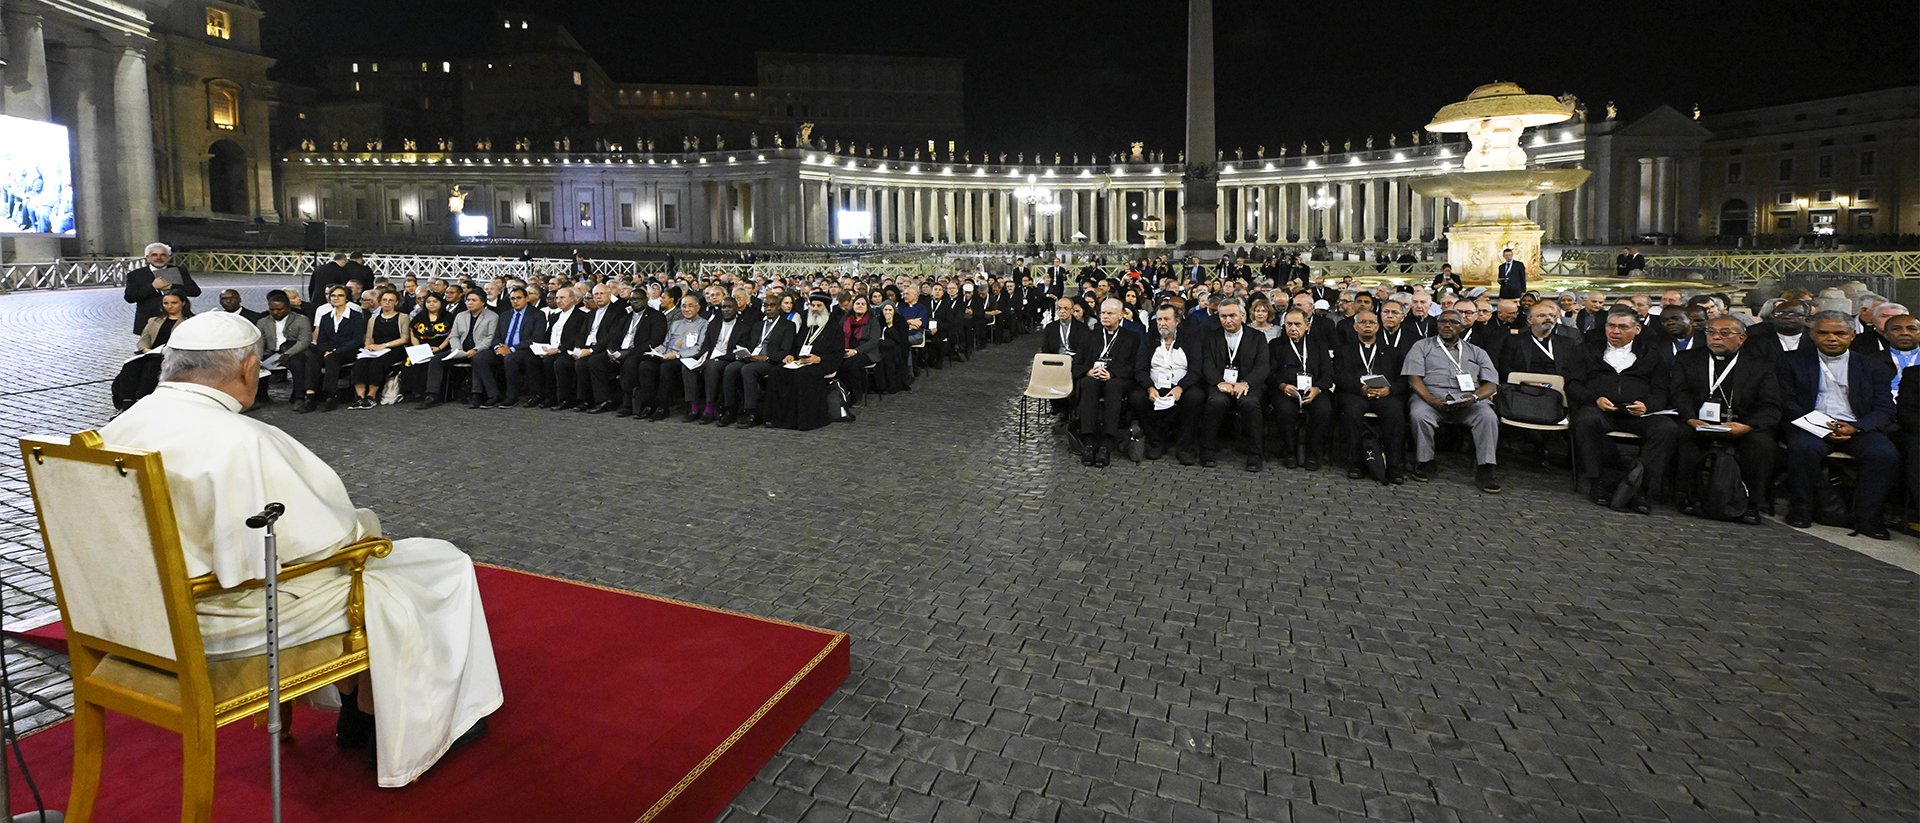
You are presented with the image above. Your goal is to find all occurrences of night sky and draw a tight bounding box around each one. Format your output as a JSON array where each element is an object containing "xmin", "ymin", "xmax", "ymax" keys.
[{"xmin": 262, "ymin": 0, "xmax": 1918, "ymax": 154}]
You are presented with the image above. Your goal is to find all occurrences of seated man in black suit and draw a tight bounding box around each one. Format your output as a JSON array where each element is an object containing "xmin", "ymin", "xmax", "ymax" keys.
[
  {"xmin": 1568, "ymin": 307, "xmax": 1679, "ymax": 514},
  {"xmin": 1131, "ymin": 303, "xmax": 1203, "ymax": 465},
  {"xmin": 1778, "ymin": 311, "xmax": 1900, "ymax": 539},
  {"xmin": 1041, "ymin": 296, "xmax": 1092, "ymax": 417},
  {"xmin": 1500, "ymin": 300, "xmax": 1583, "ymax": 383},
  {"xmin": 1672, "ymin": 316, "xmax": 1780, "ymax": 525},
  {"xmin": 1659, "ymin": 305, "xmax": 1709, "ymax": 358},
  {"xmin": 730, "ymin": 293, "xmax": 797, "ymax": 428},
  {"xmin": 610, "ymin": 292, "xmax": 669, "ymax": 417},
  {"xmin": 1198, "ymin": 297, "xmax": 1271, "ymax": 472},
  {"xmin": 529, "ymin": 286, "xmax": 586, "ymax": 408},
  {"xmin": 1742, "ymin": 300, "xmax": 1809, "ymax": 368},
  {"xmin": 1075, "ymin": 299, "xmax": 1140, "ymax": 468},
  {"xmin": 1333, "ymin": 310, "xmax": 1408, "ymax": 483},
  {"xmin": 694, "ymin": 297, "xmax": 753, "ymax": 424},
  {"xmin": 1270, "ymin": 308, "xmax": 1335, "ymax": 470},
  {"xmin": 576, "ymin": 286, "xmax": 635, "ymax": 413},
  {"xmin": 488, "ymin": 286, "xmax": 547, "ymax": 406}
]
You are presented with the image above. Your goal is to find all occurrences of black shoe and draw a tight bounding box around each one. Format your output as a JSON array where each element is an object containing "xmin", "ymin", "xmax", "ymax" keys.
[
  {"xmin": 1201, "ymin": 452, "xmax": 1218, "ymax": 468},
  {"xmin": 335, "ymin": 695, "xmax": 373, "ymax": 750},
  {"xmin": 1145, "ymin": 443, "xmax": 1164, "ymax": 461},
  {"xmin": 1851, "ymin": 523, "xmax": 1892, "ymax": 540},
  {"xmin": 1176, "ymin": 449, "xmax": 1196, "ymax": 466},
  {"xmin": 1476, "ymin": 465, "xmax": 1501, "ymax": 494},
  {"xmin": 739, "ymin": 413, "xmax": 761, "ymax": 428},
  {"xmin": 588, "ymin": 401, "xmax": 615, "ymax": 414},
  {"xmin": 1081, "ymin": 446, "xmax": 1096, "ymax": 467},
  {"xmin": 634, "ymin": 405, "xmax": 653, "ymax": 419},
  {"xmin": 1245, "ymin": 455, "xmax": 1262, "ymax": 473},
  {"xmin": 1739, "ymin": 510, "xmax": 1762, "ymax": 526},
  {"xmin": 418, "ymin": 397, "xmax": 442, "ymax": 410},
  {"xmin": 574, "ymin": 401, "xmax": 594, "ymax": 412},
  {"xmin": 699, "ymin": 411, "xmax": 716, "ymax": 424},
  {"xmin": 1303, "ymin": 457, "xmax": 1321, "ymax": 472},
  {"xmin": 1282, "ymin": 454, "xmax": 1299, "ymax": 470},
  {"xmin": 1411, "ymin": 461, "xmax": 1433, "ymax": 482},
  {"xmin": 717, "ymin": 410, "xmax": 736, "ymax": 428},
  {"xmin": 1094, "ymin": 446, "xmax": 1111, "ymax": 468},
  {"xmin": 615, "ymin": 406, "xmax": 633, "ymax": 418},
  {"xmin": 322, "ymin": 397, "xmax": 338, "ymax": 412},
  {"xmin": 1348, "ymin": 466, "xmax": 1365, "ymax": 480},
  {"xmin": 1785, "ymin": 510, "xmax": 1813, "ymax": 529},
  {"xmin": 682, "ymin": 409, "xmax": 701, "ymax": 422},
  {"xmin": 1629, "ymin": 495, "xmax": 1652, "ymax": 515},
  {"xmin": 1387, "ymin": 468, "xmax": 1406, "ymax": 485},
  {"xmin": 467, "ymin": 395, "xmax": 483, "ymax": 409},
  {"xmin": 650, "ymin": 409, "xmax": 669, "ymax": 421},
  {"xmin": 501, "ymin": 395, "xmax": 521, "ymax": 408},
  {"xmin": 1594, "ymin": 493, "xmax": 1614, "ymax": 507},
  {"xmin": 295, "ymin": 398, "xmax": 316, "ymax": 414},
  {"xmin": 449, "ymin": 717, "xmax": 488, "ymax": 752}
]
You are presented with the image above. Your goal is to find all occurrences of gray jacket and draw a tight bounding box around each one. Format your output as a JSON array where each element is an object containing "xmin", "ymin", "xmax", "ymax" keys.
[
  {"xmin": 255, "ymin": 312, "xmax": 313, "ymax": 360},
  {"xmin": 448, "ymin": 308, "xmax": 498, "ymax": 353}
]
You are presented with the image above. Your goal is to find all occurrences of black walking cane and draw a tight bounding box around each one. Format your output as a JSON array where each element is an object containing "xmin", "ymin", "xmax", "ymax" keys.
[{"xmin": 245, "ymin": 503, "xmax": 286, "ymax": 823}]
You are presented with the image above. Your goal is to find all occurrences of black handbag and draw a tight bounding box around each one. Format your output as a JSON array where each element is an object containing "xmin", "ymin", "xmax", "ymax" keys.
[{"xmin": 1497, "ymin": 382, "xmax": 1563, "ymax": 425}]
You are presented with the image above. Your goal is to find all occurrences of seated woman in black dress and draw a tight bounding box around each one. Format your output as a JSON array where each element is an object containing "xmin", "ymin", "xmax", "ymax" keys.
[
  {"xmin": 874, "ymin": 300, "xmax": 912, "ymax": 395},
  {"xmin": 348, "ymin": 289, "xmax": 413, "ymax": 409},
  {"xmin": 112, "ymin": 293, "xmax": 192, "ymax": 410},
  {"xmin": 839, "ymin": 296, "xmax": 882, "ymax": 404},
  {"xmin": 400, "ymin": 293, "xmax": 453, "ymax": 400}
]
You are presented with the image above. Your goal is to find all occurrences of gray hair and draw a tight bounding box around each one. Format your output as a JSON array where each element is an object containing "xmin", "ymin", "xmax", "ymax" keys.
[
  {"xmin": 159, "ymin": 346, "xmax": 252, "ymax": 384},
  {"xmin": 144, "ymin": 242, "xmax": 171, "ymax": 255},
  {"xmin": 1853, "ymin": 293, "xmax": 1886, "ymax": 313},
  {"xmin": 1217, "ymin": 296, "xmax": 1246, "ymax": 311},
  {"xmin": 1809, "ymin": 310, "xmax": 1854, "ymax": 327}
]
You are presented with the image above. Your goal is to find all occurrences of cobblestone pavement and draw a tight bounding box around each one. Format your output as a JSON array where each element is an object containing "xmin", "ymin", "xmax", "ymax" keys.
[{"xmin": 1, "ymin": 278, "xmax": 1915, "ymax": 823}]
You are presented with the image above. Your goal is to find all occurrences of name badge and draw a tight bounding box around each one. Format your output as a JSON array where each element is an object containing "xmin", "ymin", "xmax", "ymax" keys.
[
  {"xmin": 929, "ymin": 320, "xmax": 939, "ymax": 331},
  {"xmin": 1455, "ymin": 373, "xmax": 1475, "ymax": 392},
  {"xmin": 1699, "ymin": 402, "xmax": 1722, "ymax": 423},
  {"xmin": 685, "ymin": 333, "xmax": 699, "ymax": 347},
  {"xmin": 1094, "ymin": 360, "xmax": 1109, "ymax": 372},
  {"xmin": 1296, "ymin": 374, "xmax": 1313, "ymax": 391},
  {"xmin": 798, "ymin": 344, "xmax": 813, "ymax": 357},
  {"xmin": 1223, "ymin": 367, "xmax": 1240, "ymax": 384}
]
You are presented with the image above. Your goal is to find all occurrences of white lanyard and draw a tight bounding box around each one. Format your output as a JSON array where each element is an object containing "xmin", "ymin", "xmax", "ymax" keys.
[
  {"xmin": 1439, "ymin": 341, "xmax": 1469, "ymax": 375},
  {"xmin": 1097, "ymin": 329, "xmax": 1118, "ymax": 360},
  {"xmin": 804, "ymin": 322, "xmax": 826, "ymax": 347},
  {"xmin": 1384, "ymin": 329, "xmax": 1402, "ymax": 349},
  {"xmin": 1530, "ymin": 335, "xmax": 1555, "ymax": 361},
  {"xmin": 1059, "ymin": 324, "xmax": 1072, "ymax": 353},
  {"xmin": 1287, "ymin": 338, "xmax": 1306, "ymax": 366},
  {"xmin": 1706, "ymin": 354, "xmax": 1740, "ymax": 397},
  {"xmin": 1817, "ymin": 355, "xmax": 1847, "ymax": 389},
  {"xmin": 1357, "ymin": 343, "xmax": 1378, "ymax": 375}
]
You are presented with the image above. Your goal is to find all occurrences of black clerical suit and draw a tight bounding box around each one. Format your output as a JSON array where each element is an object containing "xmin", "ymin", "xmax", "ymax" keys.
[
  {"xmin": 764, "ymin": 316, "xmax": 845, "ymax": 431},
  {"xmin": 1462, "ymin": 323, "xmax": 1516, "ymax": 371},
  {"xmin": 697, "ymin": 312, "xmax": 756, "ymax": 412},
  {"xmin": 1670, "ymin": 347, "xmax": 1780, "ymax": 516},
  {"xmin": 1377, "ymin": 324, "xmax": 1422, "ymax": 356},
  {"xmin": 530, "ymin": 307, "xmax": 588, "ymax": 405},
  {"xmin": 1198, "ymin": 326, "xmax": 1272, "ymax": 460},
  {"xmin": 1899, "ymin": 364, "xmax": 1919, "ymax": 526},
  {"xmin": 1333, "ymin": 339, "xmax": 1409, "ymax": 474},
  {"xmin": 1738, "ymin": 321, "xmax": 1806, "ymax": 370},
  {"xmin": 733, "ymin": 314, "xmax": 795, "ymax": 419},
  {"xmin": 1130, "ymin": 325, "xmax": 1204, "ymax": 456},
  {"xmin": 307, "ymin": 261, "xmax": 350, "ymax": 305},
  {"xmin": 576, "ymin": 303, "xmax": 633, "ymax": 408},
  {"xmin": 1074, "ymin": 323, "xmax": 1140, "ymax": 449},
  {"xmin": 547, "ymin": 304, "xmax": 599, "ymax": 407},
  {"xmin": 1498, "ymin": 330, "xmax": 1583, "ymax": 384},
  {"xmin": 123, "ymin": 264, "xmax": 202, "ymax": 334},
  {"xmin": 1777, "ymin": 347, "xmax": 1899, "ymax": 530},
  {"xmin": 1269, "ymin": 333, "xmax": 1335, "ymax": 466},
  {"xmin": 1567, "ymin": 335, "xmax": 1679, "ymax": 498}
]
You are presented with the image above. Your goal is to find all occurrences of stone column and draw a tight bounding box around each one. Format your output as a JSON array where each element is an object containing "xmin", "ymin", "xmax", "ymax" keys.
[
  {"xmin": 1636, "ymin": 157, "xmax": 1655, "ymax": 236},
  {"xmin": 1653, "ymin": 156, "xmax": 1675, "ymax": 235},
  {"xmin": 113, "ymin": 38, "xmax": 161, "ymax": 253},
  {"xmin": 1180, "ymin": 0, "xmax": 1220, "ymax": 250},
  {"xmin": 55, "ymin": 40, "xmax": 114, "ymax": 254},
  {"xmin": 1385, "ymin": 179, "xmax": 1401, "ymax": 242},
  {"xmin": 3, "ymin": 6, "xmax": 61, "ymax": 260}
]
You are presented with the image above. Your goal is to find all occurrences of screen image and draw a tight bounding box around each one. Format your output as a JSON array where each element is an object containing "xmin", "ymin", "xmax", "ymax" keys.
[{"xmin": 0, "ymin": 114, "xmax": 76, "ymax": 237}]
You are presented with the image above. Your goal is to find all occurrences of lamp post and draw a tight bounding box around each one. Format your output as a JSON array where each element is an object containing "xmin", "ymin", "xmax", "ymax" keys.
[
  {"xmin": 1013, "ymin": 175, "xmax": 1056, "ymax": 249},
  {"xmin": 1307, "ymin": 187, "xmax": 1336, "ymax": 247}
]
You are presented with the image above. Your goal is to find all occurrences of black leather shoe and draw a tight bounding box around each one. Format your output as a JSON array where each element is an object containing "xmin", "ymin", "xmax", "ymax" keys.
[
  {"xmin": 650, "ymin": 408, "xmax": 670, "ymax": 421},
  {"xmin": 1303, "ymin": 457, "xmax": 1321, "ymax": 472},
  {"xmin": 1785, "ymin": 510, "xmax": 1813, "ymax": 528},
  {"xmin": 1245, "ymin": 455, "xmax": 1262, "ymax": 473},
  {"xmin": 682, "ymin": 409, "xmax": 701, "ymax": 422},
  {"xmin": 467, "ymin": 395, "xmax": 483, "ymax": 409},
  {"xmin": 739, "ymin": 413, "xmax": 761, "ymax": 428},
  {"xmin": 615, "ymin": 406, "xmax": 633, "ymax": 418},
  {"xmin": 1201, "ymin": 452, "xmax": 1218, "ymax": 468},
  {"xmin": 336, "ymin": 695, "xmax": 373, "ymax": 750},
  {"xmin": 717, "ymin": 410, "xmax": 736, "ymax": 428},
  {"xmin": 1348, "ymin": 466, "xmax": 1365, "ymax": 480},
  {"xmin": 295, "ymin": 398, "xmax": 316, "ymax": 414},
  {"xmin": 699, "ymin": 411, "xmax": 716, "ymax": 424},
  {"xmin": 1739, "ymin": 510, "xmax": 1762, "ymax": 526},
  {"xmin": 588, "ymin": 401, "xmax": 615, "ymax": 414},
  {"xmin": 1282, "ymin": 454, "xmax": 1299, "ymax": 469},
  {"xmin": 322, "ymin": 397, "xmax": 338, "ymax": 412},
  {"xmin": 1094, "ymin": 446, "xmax": 1111, "ymax": 468},
  {"xmin": 1176, "ymin": 449, "xmax": 1196, "ymax": 466},
  {"xmin": 1411, "ymin": 461, "xmax": 1433, "ymax": 482},
  {"xmin": 1081, "ymin": 447, "xmax": 1096, "ymax": 467},
  {"xmin": 1476, "ymin": 465, "xmax": 1501, "ymax": 494},
  {"xmin": 1852, "ymin": 523, "xmax": 1892, "ymax": 540},
  {"xmin": 1145, "ymin": 444, "xmax": 1164, "ymax": 461},
  {"xmin": 1387, "ymin": 468, "xmax": 1405, "ymax": 485},
  {"xmin": 501, "ymin": 395, "xmax": 520, "ymax": 407},
  {"xmin": 1629, "ymin": 495, "xmax": 1652, "ymax": 515},
  {"xmin": 1594, "ymin": 494, "xmax": 1613, "ymax": 507},
  {"xmin": 418, "ymin": 397, "xmax": 441, "ymax": 410}
]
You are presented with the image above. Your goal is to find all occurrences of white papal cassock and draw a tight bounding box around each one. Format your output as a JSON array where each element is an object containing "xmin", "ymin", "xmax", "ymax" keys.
[{"xmin": 100, "ymin": 381, "xmax": 503, "ymax": 787}]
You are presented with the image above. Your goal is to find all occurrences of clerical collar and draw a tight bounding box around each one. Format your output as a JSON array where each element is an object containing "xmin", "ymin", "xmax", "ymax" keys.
[{"xmin": 156, "ymin": 381, "xmax": 243, "ymax": 413}]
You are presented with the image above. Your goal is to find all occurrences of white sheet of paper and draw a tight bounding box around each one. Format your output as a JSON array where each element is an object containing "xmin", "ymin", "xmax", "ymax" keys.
[
  {"xmin": 356, "ymin": 349, "xmax": 384, "ymax": 359},
  {"xmin": 442, "ymin": 349, "xmax": 468, "ymax": 360},
  {"xmin": 1792, "ymin": 410, "xmax": 1839, "ymax": 437},
  {"xmin": 405, "ymin": 344, "xmax": 433, "ymax": 364},
  {"xmin": 783, "ymin": 361, "xmax": 807, "ymax": 370},
  {"xmin": 1153, "ymin": 395, "xmax": 1176, "ymax": 411},
  {"xmin": 529, "ymin": 343, "xmax": 555, "ymax": 356},
  {"xmin": 260, "ymin": 353, "xmax": 283, "ymax": 370},
  {"xmin": 682, "ymin": 356, "xmax": 707, "ymax": 370}
]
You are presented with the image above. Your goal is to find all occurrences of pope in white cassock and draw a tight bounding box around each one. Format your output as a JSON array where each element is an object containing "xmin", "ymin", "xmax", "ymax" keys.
[{"xmin": 99, "ymin": 311, "xmax": 502, "ymax": 787}]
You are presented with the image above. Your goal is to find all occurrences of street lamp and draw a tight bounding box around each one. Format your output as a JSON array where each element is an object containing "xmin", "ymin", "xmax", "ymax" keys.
[
  {"xmin": 1013, "ymin": 174, "xmax": 1056, "ymax": 246},
  {"xmin": 1307, "ymin": 187, "xmax": 1336, "ymax": 244}
]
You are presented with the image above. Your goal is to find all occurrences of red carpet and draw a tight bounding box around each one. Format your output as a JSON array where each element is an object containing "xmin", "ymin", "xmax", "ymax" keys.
[{"xmin": 6, "ymin": 565, "xmax": 849, "ymax": 823}]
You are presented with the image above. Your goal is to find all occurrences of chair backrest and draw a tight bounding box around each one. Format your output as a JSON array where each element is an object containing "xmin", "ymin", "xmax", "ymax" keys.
[
  {"xmin": 1026, "ymin": 353, "xmax": 1075, "ymax": 399},
  {"xmin": 20, "ymin": 431, "xmax": 202, "ymax": 671}
]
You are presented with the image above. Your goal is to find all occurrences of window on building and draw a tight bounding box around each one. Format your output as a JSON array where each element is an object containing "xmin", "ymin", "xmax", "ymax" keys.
[
  {"xmin": 1816, "ymin": 189, "xmax": 1834, "ymax": 203},
  {"xmin": 351, "ymin": 63, "xmax": 360, "ymax": 73},
  {"xmin": 498, "ymin": 199, "xmax": 513, "ymax": 224},
  {"xmin": 209, "ymin": 87, "xmax": 238, "ymax": 130},
  {"xmin": 1725, "ymin": 162, "xmax": 1742, "ymax": 184},
  {"xmin": 536, "ymin": 201, "xmax": 552, "ymax": 226},
  {"xmin": 1777, "ymin": 158, "xmax": 1793, "ymax": 181},
  {"xmin": 661, "ymin": 203, "xmax": 678, "ymax": 230},
  {"xmin": 420, "ymin": 62, "xmax": 429, "ymax": 72},
  {"xmin": 619, "ymin": 203, "xmax": 634, "ymax": 229},
  {"xmin": 1775, "ymin": 191, "xmax": 1795, "ymax": 206},
  {"xmin": 1774, "ymin": 216, "xmax": 1792, "ymax": 230},
  {"xmin": 442, "ymin": 62, "xmax": 451, "ymax": 73},
  {"xmin": 352, "ymin": 81, "xmax": 361, "ymax": 93},
  {"xmin": 1816, "ymin": 155, "xmax": 1833, "ymax": 179},
  {"xmin": 388, "ymin": 198, "xmax": 401, "ymax": 222},
  {"xmin": 354, "ymin": 199, "xmax": 368, "ymax": 221},
  {"xmin": 578, "ymin": 202, "xmax": 593, "ymax": 227},
  {"xmin": 370, "ymin": 62, "xmax": 379, "ymax": 72},
  {"xmin": 1857, "ymin": 188, "xmax": 1875, "ymax": 202},
  {"xmin": 206, "ymin": 8, "xmax": 230, "ymax": 39},
  {"xmin": 572, "ymin": 71, "xmax": 583, "ymax": 86},
  {"xmin": 1859, "ymin": 150, "xmax": 1876, "ymax": 175}
]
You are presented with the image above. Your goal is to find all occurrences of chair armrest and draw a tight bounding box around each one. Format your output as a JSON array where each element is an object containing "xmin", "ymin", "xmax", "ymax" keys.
[{"xmin": 187, "ymin": 536, "xmax": 394, "ymax": 599}]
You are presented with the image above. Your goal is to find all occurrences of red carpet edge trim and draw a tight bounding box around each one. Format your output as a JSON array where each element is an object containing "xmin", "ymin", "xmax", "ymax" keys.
[
  {"xmin": 473, "ymin": 563, "xmax": 847, "ymax": 638},
  {"xmin": 636, "ymin": 633, "xmax": 843, "ymax": 823}
]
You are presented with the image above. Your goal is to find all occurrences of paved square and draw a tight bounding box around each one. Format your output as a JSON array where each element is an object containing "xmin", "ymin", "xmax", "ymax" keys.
[{"xmin": 1, "ymin": 278, "xmax": 1914, "ymax": 823}]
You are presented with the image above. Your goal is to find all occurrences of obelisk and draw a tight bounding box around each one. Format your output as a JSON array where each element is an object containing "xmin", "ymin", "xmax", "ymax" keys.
[{"xmin": 1180, "ymin": 0, "xmax": 1221, "ymax": 251}]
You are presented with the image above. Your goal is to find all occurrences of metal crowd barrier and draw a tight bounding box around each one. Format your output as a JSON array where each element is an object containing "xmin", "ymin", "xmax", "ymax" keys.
[
  {"xmin": 177, "ymin": 251, "xmax": 667, "ymax": 282},
  {"xmin": 0, "ymin": 256, "xmax": 143, "ymax": 293}
]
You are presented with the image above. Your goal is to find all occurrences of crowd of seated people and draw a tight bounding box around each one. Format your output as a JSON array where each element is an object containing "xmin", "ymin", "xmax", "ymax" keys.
[
  {"xmin": 183, "ymin": 253, "xmax": 1916, "ymax": 538},
  {"xmin": 1033, "ymin": 264, "xmax": 1917, "ymax": 541}
]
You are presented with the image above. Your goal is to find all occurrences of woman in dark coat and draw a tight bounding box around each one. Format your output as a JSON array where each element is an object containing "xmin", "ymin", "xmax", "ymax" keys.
[
  {"xmin": 875, "ymin": 301, "xmax": 912, "ymax": 394},
  {"xmin": 839, "ymin": 296, "xmax": 883, "ymax": 404}
]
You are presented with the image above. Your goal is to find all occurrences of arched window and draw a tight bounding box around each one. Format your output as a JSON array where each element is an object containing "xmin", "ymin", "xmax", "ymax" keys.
[{"xmin": 207, "ymin": 81, "xmax": 241, "ymax": 130}]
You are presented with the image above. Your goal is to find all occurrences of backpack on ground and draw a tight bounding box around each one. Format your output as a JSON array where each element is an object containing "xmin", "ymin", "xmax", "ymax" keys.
[{"xmin": 1691, "ymin": 446, "xmax": 1749, "ymax": 521}]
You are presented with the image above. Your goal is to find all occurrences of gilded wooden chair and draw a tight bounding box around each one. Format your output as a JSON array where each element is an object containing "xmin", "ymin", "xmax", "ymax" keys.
[{"xmin": 20, "ymin": 431, "xmax": 391, "ymax": 823}]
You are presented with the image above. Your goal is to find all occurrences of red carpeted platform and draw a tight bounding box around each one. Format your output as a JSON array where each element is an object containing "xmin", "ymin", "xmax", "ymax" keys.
[{"xmin": 5, "ymin": 565, "xmax": 849, "ymax": 823}]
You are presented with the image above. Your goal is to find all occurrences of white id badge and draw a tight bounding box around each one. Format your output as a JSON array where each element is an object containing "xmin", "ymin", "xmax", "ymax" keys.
[
  {"xmin": 1455, "ymin": 373, "xmax": 1475, "ymax": 392},
  {"xmin": 798, "ymin": 344, "xmax": 813, "ymax": 357},
  {"xmin": 1296, "ymin": 374, "xmax": 1313, "ymax": 391},
  {"xmin": 1699, "ymin": 402, "xmax": 1723, "ymax": 423},
  {"xmin": 929, "ymin": 320, "xmax": 939, "ymax": 331},
  {"xmin": 1094, "ymin": 360, "xmax": 1108, "ymax": 372},
  {"xmin": 1223, "ymin": 367, "xmax": 1240, "ymax": 384},
  {"xmin": 684, "ymin": 333, "xmax": 698, "ymax": 347}
]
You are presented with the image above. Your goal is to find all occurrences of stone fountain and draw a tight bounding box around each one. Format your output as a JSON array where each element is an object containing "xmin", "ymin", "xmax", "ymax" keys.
[{"xmin": 1411, "ymin": 83, "xmax": 1590, "ymax": 288}]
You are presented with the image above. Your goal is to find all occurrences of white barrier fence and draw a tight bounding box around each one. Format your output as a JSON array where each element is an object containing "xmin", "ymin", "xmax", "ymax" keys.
[
  {"xmin": 179, "ymin": 251, "xmax": 669, "ymax": 282},
  {"xmin": 0, "ymin": 257, "xmax": 143, "ymax": 292}
]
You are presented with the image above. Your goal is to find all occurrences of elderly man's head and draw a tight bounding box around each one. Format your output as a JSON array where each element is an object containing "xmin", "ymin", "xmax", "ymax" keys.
[{"xmin": 157, "ymin": 313, "xmax": 262, "ymax": 408}]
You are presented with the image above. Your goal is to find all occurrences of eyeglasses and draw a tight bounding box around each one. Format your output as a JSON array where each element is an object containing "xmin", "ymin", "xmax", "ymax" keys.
[{"xmin": 1703, "ymin": 329, "xmax": 1745, "ymax": 337}]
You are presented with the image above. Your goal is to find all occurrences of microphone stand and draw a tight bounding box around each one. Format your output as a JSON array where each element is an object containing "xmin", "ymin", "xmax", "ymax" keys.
[{"xmin": 245, "ymin": 503, "xmax": 286, "ymax": 823}]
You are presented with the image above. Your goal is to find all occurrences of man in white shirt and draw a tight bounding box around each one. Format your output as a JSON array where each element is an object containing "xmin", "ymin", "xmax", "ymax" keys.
[
  {"xmin": 101, "ymin": 312, "xmax": 500, "ymax": 787},
  {"xmin": 1129, "ymin": 304, "xmax": 1201, "ymax": 464}
]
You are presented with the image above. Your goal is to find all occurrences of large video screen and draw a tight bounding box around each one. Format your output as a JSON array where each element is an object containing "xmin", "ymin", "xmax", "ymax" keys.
[{"xmin": 0, "ymin": 114, "xmax": 76, "ymax": 237}]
